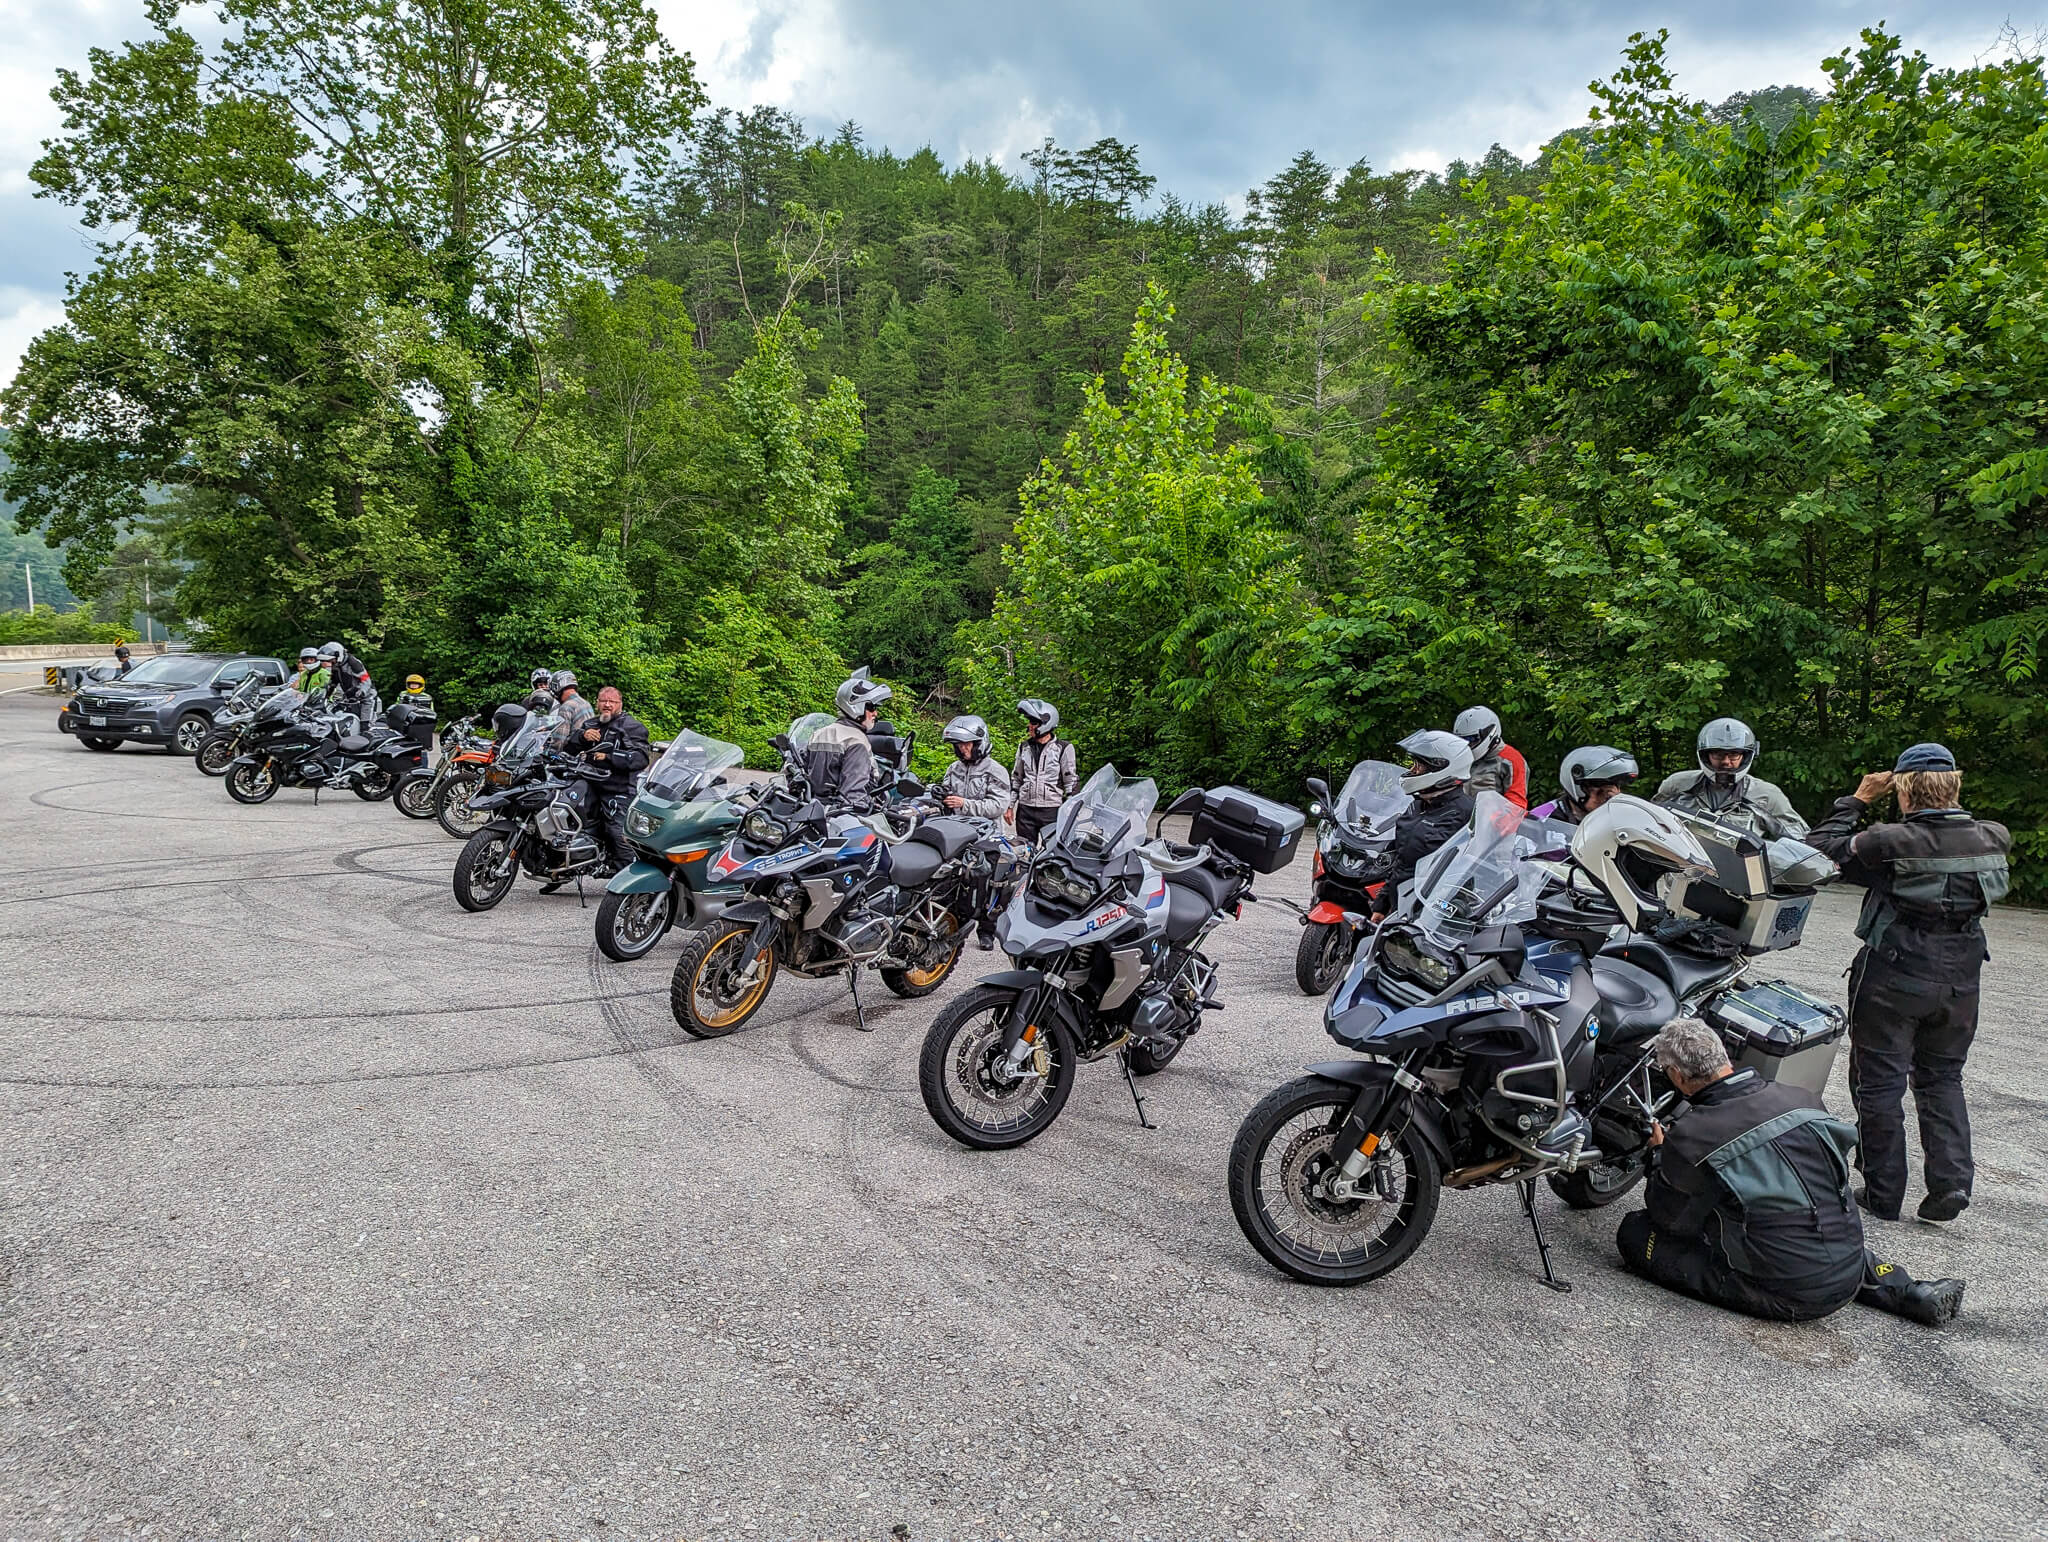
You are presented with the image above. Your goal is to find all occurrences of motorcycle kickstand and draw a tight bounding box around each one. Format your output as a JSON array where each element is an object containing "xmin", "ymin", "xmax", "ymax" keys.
[
  {"xmin": 576, "ymin": 878, "xmax": 588, "ymax": 910},
  {"xmin": 847, "ymin": 969, "xmax": 873, "ymax": 1033},
  {"xmin": 1518, "ymin": 1178, "xmax": 1572, "ymax": 1293},
  {"xmin": 1119, "ymin": 1046, "xmax": 1156, "ymax": 1131}
]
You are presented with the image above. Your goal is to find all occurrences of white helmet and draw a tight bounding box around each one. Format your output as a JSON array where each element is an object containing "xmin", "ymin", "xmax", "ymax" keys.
[
  {"xmin": 1396, "ymin": 729, "xmax": 1473, "ymax": 796},
  {"xmin": 1454, "ymin": 705, "xmax": 1503, "ymax": 762},
  {"xmin": 1560, "ymin": 744, "xmax": 1640, "ymax": 813},
  {"xmin": 1696, "ymin": 717, "xmax": 1759, "ymax": 786},
  {"xmin": 835, "ymin": 666, "xmax": 892, "ymax": 720},
  {"xmin": 1569, "ymin": 793, "xmax": 1712, "ymax": 928}
]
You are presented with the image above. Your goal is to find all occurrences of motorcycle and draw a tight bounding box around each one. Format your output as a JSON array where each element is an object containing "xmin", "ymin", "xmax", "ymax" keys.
[
  {"xmin": 431, "ymin": 721, "xmax": 501, "ymax": 838},
  {"xmin": 1294, "ymin": 759, "xmax": 1410, "ymax": 994},
  {"xmin": 918, "ymin": 767, "xmax": 1303, "ymax": 1151},
  {"xmin": 223, "ymin": 689, "xmax": 424, "ymax": 805},
  {"xmin": 1227, "ymin": 791, "xmax": 1845, "ymax": 1290},
  {"xmin": 192, "ymin": 675, "xmax": 273, "ymax": 776},
  {"xmin": 393, "ymin": 716, "xmax": 481, "ymax": 822},
  {"xmin": 451, "ymin": 714, "xmax": 615, "ymax": 911},
  {"xmin": 594, "ymin": 729, "xmax": 749, "ymax": 962},
  {"xmin": 666, "ymin": 716, "xmax": 1005, "ymax": 1039}
]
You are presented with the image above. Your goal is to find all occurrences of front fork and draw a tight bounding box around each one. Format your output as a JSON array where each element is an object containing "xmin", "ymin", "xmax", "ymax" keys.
[
  {"xmin": 1325, "ymin": 1057, "xmax": 1424, "ymax": 1202},
  {"xmin": 999, "ymin": 984, "xmax": 1049, "ymax": 1079}
]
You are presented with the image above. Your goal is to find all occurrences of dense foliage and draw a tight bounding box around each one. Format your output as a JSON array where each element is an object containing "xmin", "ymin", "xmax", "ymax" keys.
[{"xmin": 5, "ymin": 12, "xmax": 2041, "ymax": 889}]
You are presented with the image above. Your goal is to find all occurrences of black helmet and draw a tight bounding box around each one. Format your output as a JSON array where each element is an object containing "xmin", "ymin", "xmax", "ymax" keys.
[
  {"xmin": 835, "ymin": 667, "xmax": 892, "ymax": 719},
  {"xmin": 1559, "ymin": 745, "xmax": 1640, "ymax": 813},
  {"xmin": 1017, "ymin": 697, "xmax": 1059, "ymax": 733},
  {"xmin": 492, "ymin": 702, "xmax": 530, "ymax": 742},
  {"xmin": 942, "ymin": 714, "xmax": 991, "ymax": 758},
  {"xmin": 1696, "ymin": 718, "xmax": 1759, "ymax": 786}
]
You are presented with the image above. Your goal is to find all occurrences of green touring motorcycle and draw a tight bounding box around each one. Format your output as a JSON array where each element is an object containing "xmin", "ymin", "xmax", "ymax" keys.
[{"xmin": 594, "ymin": 730, "xmax": 749, "ymax": 962}]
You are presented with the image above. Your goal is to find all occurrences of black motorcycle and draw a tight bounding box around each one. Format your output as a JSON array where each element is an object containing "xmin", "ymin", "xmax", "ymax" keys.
[
  {"xmin": 918, "ymin": 770, "xmax": 1302, "ymax": 1151},
  {"xmin": 223, "ymin": 689, "xmax": 424, "ymax": 805},
  {"xmin": 192, "ymin": 675, "xmax": 273, "ymax": 776},
  {"xmin": 451, "ymin": 714, "xmax": 616, "ymax": 911},
  {"xmin": 1294, "ymin": 759, "xmax": 1409, "ymax": 994}
]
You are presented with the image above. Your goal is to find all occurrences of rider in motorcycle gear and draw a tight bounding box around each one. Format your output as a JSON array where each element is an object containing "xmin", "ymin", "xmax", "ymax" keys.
[
  {"xmin": 578, "ymin": 685, "xmax": 651, "ymax": 870},
  {"xmin": 1655, "ymin": 718, "xmax": 1808, "ymax": 838},
  {"xmin": 547, "ymin": 670, "xmax": 593, "ymax": 751},
  {"xmin": 289, "ymin": 647, "xmax": 331, "ymax": 695},
  {"xmin": 318, "ymin": 641, "xmax": 377, "ymax": 721},
  {"xmin": 805, "ymin": 669, "xmax": 891, "ymax": 813},
  {"xmin": 1013, "ymin": 699, "xmax": 1077, "ymax": 845},
  {"xmin": 938, "ymin": 714, "xmax": 1014, "ymax": 947},
  {"xmin": 524, "ymin": 668, "xmax": 557, "ymax": 715},
  {"xmin": 1374, "ymin": 730, "xmax": 1478, "ymax": 920},
  {"xmin": 1557, "ymin": 745, "xmax": 1641, "ymax": 824},
  {"xmin": 1455, "ymin": 706, "xmax": 1528, "ymax": 808}
]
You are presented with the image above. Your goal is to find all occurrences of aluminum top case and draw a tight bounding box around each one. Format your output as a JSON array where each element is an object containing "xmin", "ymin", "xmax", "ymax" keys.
[{"xmin": 1188, "ymin": 785, "xmax": 1306, "ymax": 874}]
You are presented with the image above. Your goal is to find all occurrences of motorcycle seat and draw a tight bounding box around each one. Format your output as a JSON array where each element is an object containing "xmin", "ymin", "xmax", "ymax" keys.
[
  {"xmin": 1163, "ymin": 863, "xmax": 1237, "ymax": 913},
  {"xmin": 338, "ymin": 735, "xmax": 372, "ymax": 754},
  {"xmin": 1588, "ymin": 955, "xmax": 1678, "ymax": 1045},
  {"xmin": 910, "ymin": 817, "xmax": 978, "ymax": 861},
  {"xmin": 1163, "ymin": 881, "xmax": 1213, "ymax": 943},
  {"xmin": 888, "ymin": 840, "xmax": 945, "ymax": 889},
  {"xmin": 1603, "ymin": 939, "xmax": 1737, "ymax": 1003}
]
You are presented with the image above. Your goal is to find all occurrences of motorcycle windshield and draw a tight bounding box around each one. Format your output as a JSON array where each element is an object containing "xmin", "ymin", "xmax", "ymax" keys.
[
  {"xmin": 785, "ymin": 713, "xmax": 835, "ymax": 752},
  {"xmin": 644, "ymin": 729, "xmax": 745, "ymax": 801},
  {"xmin": 1048, "ymin": 763, "xmax": 1157, "ymax": 861},
  {"xmin": 496, "ymin": 712, "xmax": 556, "ymax": 777},
  {"xmin": 255, "ymin": 687, "xmax": 305, "ymax": 723},
  {"xmin": 1334, "ymin": 759, "xmax": 1410, "ymax": 832},
  {"xmin": 1414, "ymin": 790, "xmax": 1547, "ymax": 945},
  {"xmin": 224, "ymin": 676, "xmax": 262, "ymax": 710}
]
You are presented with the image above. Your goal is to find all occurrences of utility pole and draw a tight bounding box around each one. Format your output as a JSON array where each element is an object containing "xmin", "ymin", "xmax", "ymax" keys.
[
  {"xmin": 143, "ymin": 559, "xmax": 152, "ymax": 644},
  {"xmin": 23, "ymin": 563, "xmax": 31, "ymax": 613}
]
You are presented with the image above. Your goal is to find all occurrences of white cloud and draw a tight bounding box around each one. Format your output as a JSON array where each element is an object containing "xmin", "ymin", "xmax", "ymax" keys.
[{"xmin": 0, "ymin": 287, "xmax": 67, "ymax": 381}]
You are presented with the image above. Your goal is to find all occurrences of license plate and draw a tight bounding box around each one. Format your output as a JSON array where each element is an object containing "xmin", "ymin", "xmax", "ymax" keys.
[{"xmin": 89, "ymin": 715, "xmax": 106, "ymax": 726}]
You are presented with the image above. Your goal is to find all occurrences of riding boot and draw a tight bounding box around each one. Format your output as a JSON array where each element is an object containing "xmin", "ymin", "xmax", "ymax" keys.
[{"xmin": 1857, "ymin": 1255, "xmax": 1965, "ymax": 1326}]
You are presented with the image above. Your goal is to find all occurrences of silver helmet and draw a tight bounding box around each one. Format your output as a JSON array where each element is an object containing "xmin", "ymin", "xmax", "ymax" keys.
[
  {"xmin": 1569, "ymin": 794, "xmax": 1712, "ymax": 929},
  {"xmin": 1696, "ymin": 717, "xmax": 1759, "ymax": 786},
  {"xmin": 549, "ymin": 669, "xmax": 578, "ymax": 694},
  {"xmin": 1396, "ymin": 729, "xmax": 1473, "ymax": 796},
  {"xmin": 835, "ymin": 667, "xmax": 892, "ymax": 719},
  {"xmin": 1560, "ymin": 744, "xmax": 1640, "ymax": 812},
  {"xmin": 1454, "ymin": 705, "xmax": 1503, "ymax": 763},
  {"xmin": 530, "ymin": 668, "xmax": 552, "ymax": 689},
  {"xmin": 1017, "ymin": 697, "xmax": 1059, "ymax": 733},
  {"xmin": 942, "ymin": 714, "xmax": 991, "ymax": 758}
]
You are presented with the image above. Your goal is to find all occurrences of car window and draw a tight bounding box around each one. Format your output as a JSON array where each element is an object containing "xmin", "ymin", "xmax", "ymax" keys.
[
  {"xmin": 121, "ymin": 656, "xmax": 217, "ymax": 688},
  {"xmin": 258, "ymin": 660, "xmax": 287, "ymax": 683},
  {"xmin": 214, "ymin": 661, "xmax": 254, "ymax": 685}
]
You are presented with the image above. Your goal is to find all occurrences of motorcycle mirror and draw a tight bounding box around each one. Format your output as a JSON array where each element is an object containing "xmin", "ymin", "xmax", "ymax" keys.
[
  {"xmin": 1305, "ymin": 776, "xmax": 1331, "ymax": 805},
  {"xmin": 770, "ymin": 734, "xmax": 793, "ymax": 754}
]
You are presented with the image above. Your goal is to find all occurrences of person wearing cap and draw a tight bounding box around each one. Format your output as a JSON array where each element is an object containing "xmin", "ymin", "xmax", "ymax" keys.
[
  {"xmin": 1655, "ymin": 717, "xmax": 1808, "ymax": 838},
  {"xmin": 112, "ymin": 643, "xmax": 134, "ymax": 677},
  {"xmin": 1807, "ymin": 744, "xmax": 2011, "ymax": 1224},
  {"xmin": 1012, "ymin": 699, "xmax": 1078, "ymax": 844}
]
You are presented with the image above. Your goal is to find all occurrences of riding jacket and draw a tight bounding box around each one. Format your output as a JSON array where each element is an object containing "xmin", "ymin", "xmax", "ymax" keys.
[
  {"xmin": 938, "ymin": 754, "xmax": 1012, "ymax": 821},
  {"xmin": 1807, "ymin": 800, "xmax": 2011, "ymax": 984},
  {"xmin": 1013, "ymin": 736, "xmax": 1079, "ymax": 809},
  {"xmin": 1654, "ymin": 770, "xmax": 1809, "ymax": 840}
]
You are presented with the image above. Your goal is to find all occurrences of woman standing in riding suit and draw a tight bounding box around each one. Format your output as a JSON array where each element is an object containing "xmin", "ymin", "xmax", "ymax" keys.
[
  {"xmin": 1012, "ymin": 698, "xmax": 1078, "ymax": 844},
  {"xmin": 938, "ymin": 715, "xmax": 1014, "ymax": 947}
]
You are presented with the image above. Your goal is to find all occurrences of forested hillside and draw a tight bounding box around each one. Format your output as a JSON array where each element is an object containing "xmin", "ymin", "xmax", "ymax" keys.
[{"xmin": 5, "ymin": 8, "xmax": 2044, "ymax": 886}]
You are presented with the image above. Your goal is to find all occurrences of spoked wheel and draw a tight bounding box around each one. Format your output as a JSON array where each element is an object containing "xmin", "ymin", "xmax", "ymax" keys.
[
  {"xmin": 1294, "ymin": 921, "xmax": 1353, "ymax": 995},
  {"xmin": 351, "ymin": 767, "xmax": 396, "ymax": 802},
  {"xmin": 195, "ymin": 730, "xmax": 240, "ymax": 776},
  {"xmin": 595, "ymin": 887, "xmax": 674, "ymax": 962},
  {"xmin": 224, "ymin": 759, "xmax": 280, "ymax": 805},
  {"xmin": 453, "ymin": 829, "xmax": 519, "ymax": 912},
  {"xmin": 880, "ymin": 913, "xmax": 965, "ymax": 998},
  {"xmin": 1229, "ymin": 1075, "xmax": 1442, "ymax": 1285},
  {"xmin": 918, "ymin": 985, "xmax": 1077, "ymax": 1150},
  {"xmin": 670, "ymin": 918, "xmax": 777, "ymax": 1038},
  {"xmin": 435, "ymin": 772, "xmax": 488, "ymax": 839},
  {"xmin": 393, "ymin": 771, "xmax": 436, "ymax": 819},
  {"xmin": 1549, "ymin": 1151, "xmax": 1647, "ymax": 1210}
]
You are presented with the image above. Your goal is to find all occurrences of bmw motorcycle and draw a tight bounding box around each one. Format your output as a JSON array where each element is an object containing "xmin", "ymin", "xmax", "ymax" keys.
[
  {"xmin": 451, "ymin": 713, "xmax": 615, "ymax": 911},
  {"xmin": 192, "ymin": 675, "xmax": 274, "ymax": 776},
  {"xmin": 666, "ymin": 717, "xmax": 1006, "ymax": 1039},
  {"xmin": 1228, "ymin": 792, "xmax": 1843, "ymax": 1290},
  {"xmin": 917, "ymin": 767, "xmax": 1302, "ymax": 1151},
  {"xmin": 223, "ymin": 689, "xmax": 424, "ymax": 805},
  {"xmin": 1294, "ymin": 759, "xmax": 1409, "ymax": 994},
  {"xmin": 594, "ymin": 730, "xmax": 749, "ymax": 961}
]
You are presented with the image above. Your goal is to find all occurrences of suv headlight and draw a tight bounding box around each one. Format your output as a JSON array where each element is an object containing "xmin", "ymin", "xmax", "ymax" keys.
[
  {"xmin": 130, "ymin": 693, "xmax": 173, "ymax": 707},
  {"xmin": 741, "ymin": 808, "xmax": 787, "ymax": 847}
]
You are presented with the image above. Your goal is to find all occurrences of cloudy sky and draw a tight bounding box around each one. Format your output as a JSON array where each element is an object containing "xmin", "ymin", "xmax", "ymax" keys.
[{"xmin": 0, "ymin": 0, "xmax": 2035, "ymax": 383}]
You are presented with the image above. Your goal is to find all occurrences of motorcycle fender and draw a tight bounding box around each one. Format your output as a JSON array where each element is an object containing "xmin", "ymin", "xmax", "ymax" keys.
[
  {"xmin": 1305, "ymin": 901, "xmax": 1349, "ymax": 925},
  {"xmin": 605, "ymin": 861, "xmax": 675, "ymax": 896},
  {"xmin": 721, "ymin": 900, "xmax": 774, "ymax": 924},
  {"xmin": 979, "ymin": 969, "xmax": 1045, "ymax": 991},
  {"xmin": 1306, "ymin": 1061, "xmax": 1454, "ymax": 1171}
]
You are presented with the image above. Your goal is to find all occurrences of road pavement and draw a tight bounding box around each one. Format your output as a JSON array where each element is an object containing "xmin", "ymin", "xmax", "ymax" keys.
[{"xmin": 2, "ymin": 692, "xmax": 2043, "ymax": 1542}]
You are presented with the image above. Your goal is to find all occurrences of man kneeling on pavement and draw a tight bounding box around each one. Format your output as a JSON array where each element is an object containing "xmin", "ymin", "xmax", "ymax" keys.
[{"xmin": 1616, "ymin": 1016, "xmax": 1964, "ymax": 1327}]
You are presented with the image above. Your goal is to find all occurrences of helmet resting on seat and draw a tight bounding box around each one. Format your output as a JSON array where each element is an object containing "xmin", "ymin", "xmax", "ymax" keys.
[{"xmin": 1569, "ymin": 794, "xmax": 1712, "ymax": 929}]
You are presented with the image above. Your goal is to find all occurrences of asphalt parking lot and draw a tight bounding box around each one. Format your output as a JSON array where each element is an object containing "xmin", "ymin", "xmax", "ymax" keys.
[{"xmin": 3, "ymin": 688, "xmax": 2044, "ymax": 1542}]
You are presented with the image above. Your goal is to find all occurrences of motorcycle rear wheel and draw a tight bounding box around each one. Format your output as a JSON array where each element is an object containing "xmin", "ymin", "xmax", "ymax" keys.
[
  {"xmin": 595, "ymin": 887, "xmax": 673, "ymax": 962},
  {"xmin": 1294, "ymin": 920, "xmax": 1352, "ymax": 995},
  {"xmin": 434, "ymin": 771, "xmax": 488, "ymax": 839},
  {"xmin": 670, "ymin": 919, "xmax": 777, "ymax": 1038},
  {"xmin": 1229, "ymin": 1075, "xmax": 1442, "ymax": 1286},
  {"xmin": 453, "ymin": 829, "xmax": 519, "ymax": 912},
  {"xmin": 224, "ymin": 759, "xmax": 279, "ymax": 805},
  {"xmin": 195, "ymin": 729, "xmax": 240, "ymax": 776},
  {"xmin": 352, "ymin": 767, "xmax": 396, "ymax": 802},
  {"xmin": 1548, "ymin": 1152, "xmax": 1647, "ymax": 1210},
  {"xmin": 918, "ymin": 986, "xmax": 1077, "ymax": 1150},
  {"xmin": 392, "ymin": 771, "xmax": 437, "ymax": 819},
  {"xmin": 880, "ymin": 914, "xmax": 964, "ymax": 998}
]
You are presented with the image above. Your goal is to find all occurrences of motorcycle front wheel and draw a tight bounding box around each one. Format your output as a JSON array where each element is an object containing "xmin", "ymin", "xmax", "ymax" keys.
[
  {"xmin": 435, "ymin": 771, "xmax": 488, "ymax": 839},
  {"xmin": 1294, "ymin": 920, "xmax": 1352, "ymax": 995},
  {"xmin": 595, "ymin": 887, "xmax": 673, "ymax": 962},
  {"xmin": 918, "ymin": 986, "xmax": 1078, "ymax": 1150},
  {"xmin": 224, "ymin": 759, "xmax": 279, "ymax": 805},
  {"xmin": 352, "ymin": 767, "xmax": 396, "ymax": 802},
  {"xmin": 392, "ymin": 771, "xmax": 437, "ymax": 819},
  {"xmin": 1229, "ymin": 1075, "xmax": 1442, "ymax": 1286},
  {"xmin": 453, "ymin": 829, "xmax": 519, "ymax": 912},
  {"xmin": 880, "ymin": 913, "xmax": 964, "ymax": 998},
  {"xmin": 195, "ymin": 729, "xmax": 239, "ymax": 777},
  {"xmin": 670, "ymin": 918, "xmax": 777, "ymax": 1038}
]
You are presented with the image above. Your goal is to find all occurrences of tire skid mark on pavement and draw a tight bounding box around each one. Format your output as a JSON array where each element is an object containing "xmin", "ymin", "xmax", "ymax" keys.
[
  {"xmin": 377, "ymin": 887, "xmax": 611, "ymax": 954},
  {"xmin": 0, "ymin": 1038, "xmax": 667, "ymax": 1092},
  {"xmin": 585, "ymin": 945, "xmax": 699, "ymax": 1114},
  {"xmin": 0, "ymin": 839, "xmax": 452, "ymax": 907},
  {"xmin": 0, "ymin": 985, "xmax": 668, "ymax": 1027},
  {"xmin": 30, "ymin": 779, "xmax": 326, "ymax": 825}
]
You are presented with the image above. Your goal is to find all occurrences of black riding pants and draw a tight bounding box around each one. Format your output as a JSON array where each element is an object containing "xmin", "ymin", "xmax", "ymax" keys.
[
  {"xmin": 595, "ymin": 789, "xmax": 633, "ymax": 869},
  {"xmin": 1616, "ymin": 1211, "xmax": 1861, "ymax": 1322},
  {"xmin": 1848, "ymin": 955, "xmax": 1980, "ymax": 1213},
  {"xmin": 1015, "ymin": 804, "xmax": 1059, "ymax": 844}
]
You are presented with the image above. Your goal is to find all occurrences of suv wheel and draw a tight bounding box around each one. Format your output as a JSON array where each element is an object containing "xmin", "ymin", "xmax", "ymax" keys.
[
  {"xmin": 78, "ymin": 735, "xmax": 122, "ymax": 752},
  {"xmin": 173, "ymin": 713, "xmax": 212, "ymax": 754}
]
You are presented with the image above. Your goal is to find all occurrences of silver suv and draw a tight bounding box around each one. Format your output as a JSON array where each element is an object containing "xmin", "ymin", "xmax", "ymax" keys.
[{"xmin": 58, "ymin": 653, "xmax": 289, "ymax": 754}]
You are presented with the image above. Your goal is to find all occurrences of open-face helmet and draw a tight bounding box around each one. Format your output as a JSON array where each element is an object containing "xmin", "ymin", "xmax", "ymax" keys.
[
  {"xmin": 1454, "ymin": 705, "xmax": 1503, "ymax": 763},
  {"xmin": 1396, "ymin": 729, "xmax": 1474, "ymax": 797},
  {"xmin": 1696, "ymin": 718, "xmax": 1759, "ymax": 786}
]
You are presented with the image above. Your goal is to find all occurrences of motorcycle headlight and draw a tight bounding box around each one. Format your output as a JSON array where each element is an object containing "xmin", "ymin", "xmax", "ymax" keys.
[
  {"xmin": 1324, "ymin": 846, "xmax": 1366, "ymax": 877},
  {"xmin": 626, "ymin": 809, "xmax": 661, "ymax": 839},
  {"xmin": 1032, "ymin": 861, "xmax": 1096, "ymax": 908},
  {"xmin": 741, "ymin": 808, "xmax": 787, "ymax": 847},
  {"xmin": 1378, "ymin": 932, "xmax": 1453, "ymax": 990}
]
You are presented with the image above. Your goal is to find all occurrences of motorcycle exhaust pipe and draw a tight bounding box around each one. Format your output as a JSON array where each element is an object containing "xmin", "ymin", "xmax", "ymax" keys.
[{"xmin": 1443, "ymin": 1154, "xmax": 1524, "ymax": 1188}]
